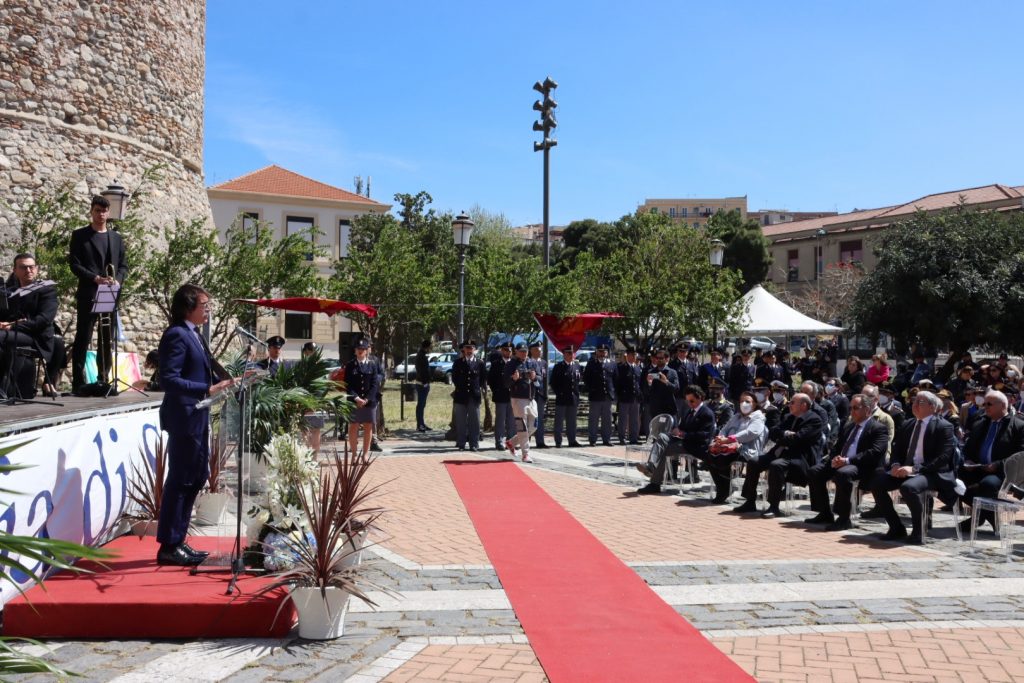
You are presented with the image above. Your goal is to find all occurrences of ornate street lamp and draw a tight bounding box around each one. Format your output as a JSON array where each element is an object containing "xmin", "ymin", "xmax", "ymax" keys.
[
  {"xmin": 452, "ymin": 212, "xmax": 475, "ymax": 343},
  {"xmin": 101, "ymin": 181, "xmax": 130, "ymax": 220}
]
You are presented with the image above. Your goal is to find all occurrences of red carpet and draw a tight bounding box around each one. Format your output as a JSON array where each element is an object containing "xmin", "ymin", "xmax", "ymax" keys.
[
  {"xmin": 4, "ymin": 536, "xmax": 295, "ymax": 638},
  {"xmin": 446, "ymin": 460, "xmax": 753, "ymax": 683}
]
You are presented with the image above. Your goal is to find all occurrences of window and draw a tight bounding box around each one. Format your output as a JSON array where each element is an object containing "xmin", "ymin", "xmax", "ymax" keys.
[
  {"xmin": 284, "ymin": 312, "xmax": 312, "ymax": 339},
  {"xmin": 286, "ymin": 215, "xmax": 315, "ymax": 260},
  {"xmin": 680, "ymin": 207, "xmax": 688, "ymax": 217},
  {"xmin": 839, "ymin": 239, "xmax": 863, "ymax": 264},
  {"xmin": 787, "ymin": 249, "xmax": 799, "ymax": 282},
  {"xmin": 649, "ymin": 207, "xmax": 659, "ymax": 214},
  {"xmin": 669, "ymin": 207, "xmax": 676, "ymax": 217},
  {"xmin": 240, "ymin": 211, "xmax": 260, "ymax": 242},
  {"xmin": 338, "ymin": 219, "xmax": 351, "ymax": 258}
]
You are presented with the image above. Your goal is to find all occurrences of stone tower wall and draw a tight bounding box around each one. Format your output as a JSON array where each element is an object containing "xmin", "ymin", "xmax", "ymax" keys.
[{"xmin": 0, "ymin": 0, "xmax": 212, "ymax": 353}]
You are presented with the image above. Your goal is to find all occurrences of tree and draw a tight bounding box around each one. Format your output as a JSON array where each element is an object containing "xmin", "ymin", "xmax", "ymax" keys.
[
  {"xmin": 573, "ymin": 210, "xmax": 745, "ymax": 350},
  {"xmin": 777, "ymin": 261, "xmax": 865, "ymax": 326},
  {"xmin": 706, "ymin": 209, "xmax": 772, "ymax": 291},
  {"xmin": 139, "ymin": 214, "xmax": 327, "ymax": 356},
  {"xmin": 851, "ymin": 206, "xmax": 1024, "ymax": 380},
  {"xmin": 553, "ymin": 218, "xmax": 618, "ymax": 273}
]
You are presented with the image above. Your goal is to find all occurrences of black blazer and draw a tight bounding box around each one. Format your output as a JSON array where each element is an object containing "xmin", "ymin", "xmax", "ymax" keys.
[
  {"xmin": 964, "ymin": 414, "xmax": 1024, "ymax": 472},
  {"xmin": 583, "ymin": 358, "xmax": 616, "ymax": 401},
  {"xmin": 487, "ymin": 355, "xmax": 511, "ymax": 402},
  {"xmin": 676, "ymin": 402, "xmax": 716, "ymax": 457},
  {"xmin": 769, "ymin": 409, "xmax": 824, "ymax": 467},
  {"xmin": 614, "ymin": 362, "xmax": 643, "ymax": 402},
  {"xmin": 1, "ymin": 279, "xmax": 57, "ymax": 361},
  {"xmin": 550, "ymin": 360, "xmax": 580, "ymax": 406},
  {"xmin": 68, "ymin": 225, "xmax": 128, "ymax": 303},
  {"xmin": 452, "ymin": 356, "xmax": 485, "ymax": 404},
  {"xmin": 891, "ymin": 417, "xmax": 956, "ymax": 483},
  {"xmin": 832, "ymin": 418, "xmax": 889, "ymax": 473},
  {"xmin": 645, "ymin": 366, "xmax": 679, "ymax": 417}
]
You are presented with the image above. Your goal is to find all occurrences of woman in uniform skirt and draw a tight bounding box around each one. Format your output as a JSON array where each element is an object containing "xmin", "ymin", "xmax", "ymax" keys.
[{"xmin": 345, "ymin": 338, "xmax": 381, "ymax": 457}]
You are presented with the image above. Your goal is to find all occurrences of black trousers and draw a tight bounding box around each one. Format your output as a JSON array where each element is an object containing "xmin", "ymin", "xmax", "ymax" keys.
[
  {"xmin": 809, "ymin": 462, "xmax": 874, "ymax": 520},
  {"xmin": 869, "ymin": 471, "xmax": 943, "ymax": 535},
  {"xmin": 72, "ymin": 301, "xmax": 113, "ymax": 389},
  {"xmin": 741, "ymin": 452, "xmax": 808, "ymax": 506}
]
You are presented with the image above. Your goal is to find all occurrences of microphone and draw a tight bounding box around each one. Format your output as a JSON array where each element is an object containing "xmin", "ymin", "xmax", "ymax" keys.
[{"xmin": 234, "ymin": 325, "xmax": 267, "ymax": 346}]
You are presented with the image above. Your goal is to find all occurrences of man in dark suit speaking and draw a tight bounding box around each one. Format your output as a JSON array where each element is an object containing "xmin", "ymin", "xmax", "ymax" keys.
[
  {"xmin": 68, "ymin": 195, "xmax": 128, "ymax": 394},
  {"xmin": 155, "ymin": 284, "xmax": 236, "ymax": 566}
]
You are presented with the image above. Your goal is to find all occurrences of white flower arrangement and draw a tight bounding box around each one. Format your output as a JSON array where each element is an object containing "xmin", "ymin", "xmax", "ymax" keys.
[{"xmin": 247, "ymin": 434, "xmax": 320, "ymax": 550}]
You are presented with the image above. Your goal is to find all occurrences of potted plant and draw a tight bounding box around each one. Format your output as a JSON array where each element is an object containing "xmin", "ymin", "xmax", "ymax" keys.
[
  {"xmin": 123, "ymin": 433, "xmax": 167, "ymax": 538},
  {"xmin": 194, "ymin": 425, "xmax": 234, "ymax": 526},
  {"xmin": 257, "ymin": 448, "xmax": 386, "ymax": 640},
  {"xmin": 332, "ymin": 448, "xmax": 385, "ymax": 569}
]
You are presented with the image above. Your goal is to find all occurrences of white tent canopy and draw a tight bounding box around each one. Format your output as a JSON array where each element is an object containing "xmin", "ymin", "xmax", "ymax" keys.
[{"xmin": 736, "ymin": 285, "xmax": 845, "ymax": 336}]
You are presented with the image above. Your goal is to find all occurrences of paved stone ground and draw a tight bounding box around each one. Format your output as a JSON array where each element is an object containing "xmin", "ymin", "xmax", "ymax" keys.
[{"xmin": 9, "ymin": 433, "xmax": 1024, "ymax": 682}]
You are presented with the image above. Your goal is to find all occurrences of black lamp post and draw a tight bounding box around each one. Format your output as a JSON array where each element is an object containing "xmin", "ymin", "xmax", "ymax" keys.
[
  {"xmin": 452, "ymin": 212, "xmax": 475, "ymax": 344},
  {"xmin": 710, "ymin": 238, "xmax": 725, "ymax": 349},
  {"xmin": 101, "ymin": 181, "xmax": 130, "ymax": 220}
]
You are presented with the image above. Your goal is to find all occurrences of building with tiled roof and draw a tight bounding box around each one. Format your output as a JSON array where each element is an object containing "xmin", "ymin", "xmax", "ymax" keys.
[
  {"xmin": 766, "ymin": 183, "xmax": 1024, "ymax": 291},
  {"xmin": 208, "ymin": 165, "xmax": 391, "ymax": 354}
]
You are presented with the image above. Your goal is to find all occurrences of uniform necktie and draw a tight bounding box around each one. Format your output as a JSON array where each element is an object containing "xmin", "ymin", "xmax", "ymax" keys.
[
  {"xmin": 907, "ymin": 420, "xmax": 923, "ymax": 465},
  {"xmin": 980, "ymin": 420, "xmax": 1000, "ymax": 465}
]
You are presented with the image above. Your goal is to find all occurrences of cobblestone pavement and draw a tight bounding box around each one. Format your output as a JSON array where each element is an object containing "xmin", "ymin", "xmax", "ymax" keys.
[{"xmin": 10, "ymin": 435, "xmax": 1024, "ymax": 682}]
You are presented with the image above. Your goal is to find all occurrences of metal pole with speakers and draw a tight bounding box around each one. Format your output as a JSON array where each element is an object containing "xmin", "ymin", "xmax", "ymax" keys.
[{"xmin": 532, "ymin": 76, "xmax": 557, "ymax": 371}]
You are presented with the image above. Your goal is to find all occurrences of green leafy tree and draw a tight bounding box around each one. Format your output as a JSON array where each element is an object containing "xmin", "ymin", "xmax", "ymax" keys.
[
  {"xmin": 851, "ymin": 206, "xmax": 1024, "ymax": 379},
  {"xmin": 574, "ymin": 211, "xmax": 745, "ymax": 350},
  {"xmin": 706, "ymin": 208, "xmax": 772, "ymax": 291}
]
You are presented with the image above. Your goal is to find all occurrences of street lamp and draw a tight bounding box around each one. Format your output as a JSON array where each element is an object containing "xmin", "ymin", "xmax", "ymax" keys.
[
  {"xmin": 101, "ymin": 181, "xmax": 130, "ymax": 220},
  {"xmin": 709, "ymin": 238, "xmax": 725, "ymax": 350},
  {"xmin": 815, "ymin": 228, "xmax": 827, "ymax": 318},
  {"xmin": 452, "ymin": 212, "xmax": 475, "ymax": 344}
]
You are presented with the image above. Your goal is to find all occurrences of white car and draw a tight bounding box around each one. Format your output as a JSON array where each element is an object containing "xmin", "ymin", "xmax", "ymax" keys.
[{"xmin": 393, "ymin": 353, "xmax": 440, "ymax": 379}]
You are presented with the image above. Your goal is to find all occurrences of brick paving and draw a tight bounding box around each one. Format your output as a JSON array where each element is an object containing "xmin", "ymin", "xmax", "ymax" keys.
[
  {"xmin": 712, "ymin": 626, "xmax": 1024, "ymax": 682},
  {"xmin": 15, "ymin": 439, "xmax": 1024, "ymax": 682},
  {"xmin": 382, "ymin": 645, "xmax": 546, "ymax": 683}
]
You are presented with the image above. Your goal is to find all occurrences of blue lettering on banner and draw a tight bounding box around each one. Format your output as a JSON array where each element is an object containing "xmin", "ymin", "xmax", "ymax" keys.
[
  {"xmin": 82, "ymin": 432, "xmax": 112, "ymax": 546},
  {"xmin": 9, "ymin": 490, "xmax": 54, "ymax": 584}
]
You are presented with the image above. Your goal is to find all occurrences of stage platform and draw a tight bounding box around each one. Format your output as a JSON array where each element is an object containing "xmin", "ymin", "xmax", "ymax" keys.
[
  {"xmin": 3, "ymin": 536, "xmax": 296, "ymax": 638},
  {"xmin": 0, "ymin": 391, "xmax": 160, "ymax": 435}
]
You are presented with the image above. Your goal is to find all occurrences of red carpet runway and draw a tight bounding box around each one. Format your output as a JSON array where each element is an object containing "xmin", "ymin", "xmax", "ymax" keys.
[
  {"xmin": 4, "ymin": 536, "xmax": 295, "ymax": 638},
  {"xmin": 446, "ymin": 460, "xmax": 753, "ymax": 683}
]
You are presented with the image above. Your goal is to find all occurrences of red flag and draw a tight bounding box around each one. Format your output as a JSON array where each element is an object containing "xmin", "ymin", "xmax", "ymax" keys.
[
  {"xmin": 533, "ymin": 312, "xmax": 622, "ymax": 351},
  {"xmin": 237, "ymin": 297, "xmax": 378, "ymax": 318}
]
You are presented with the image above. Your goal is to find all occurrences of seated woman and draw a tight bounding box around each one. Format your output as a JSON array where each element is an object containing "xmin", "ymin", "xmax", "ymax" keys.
[{"xmin": 704, "ymin": 390, "xmax": 768, "ymax": 503}]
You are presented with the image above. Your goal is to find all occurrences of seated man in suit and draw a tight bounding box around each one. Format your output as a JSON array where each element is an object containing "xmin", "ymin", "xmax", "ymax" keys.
[
  {"xmin": 734, "ymin": 392, "xmax": 823, "ymax": 518},
  {"xmin": 959, "ymin": 389, "xmax": 1024, "ymax": 532},
  {"xmin": 806, "ymin": 393, "xmax": 890, "ymax": 531},
  {"xmin": 868, "ymin": 390, "xmax": 956, "ymax": 545},
  {"xmin": 634, "ymin": 385, "xmax": 716, "ymax": 495},
  {"xmin": 0, "ymin": 253, "xmax": 58, "ymax": 398}
]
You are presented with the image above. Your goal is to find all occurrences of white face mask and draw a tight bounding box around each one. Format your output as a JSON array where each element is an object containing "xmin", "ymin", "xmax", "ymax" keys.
[
  {"xmin": 1009, "ymin": 371, "xmax": 1018, "ymax": 379},
  {"xmin": 975, "ymin": 395, "xmax": 985, "ymax": 406},
  {"xmin": 754, "ymin": 392, "xmax": 768, "ymax": 403},
  {"xmin": 879, "ymin": 395, "xmax": 891, "ymax": 406},
  {"xmin": 739, "ymin": 401, "xmax": 754, "ymax": 415},
  {"xmin": 825, "ymin": 384, "xmax": 837, "ymax": 395},
  {"xmin": 772, "ymin": 392, "xmax": 785, "ymax": 403}
]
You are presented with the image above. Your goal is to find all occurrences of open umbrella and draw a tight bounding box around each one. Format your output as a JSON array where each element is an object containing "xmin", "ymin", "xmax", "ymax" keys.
[{"xmin": 237, "ymin": 297, "xmax": 378, "ymax": 318}]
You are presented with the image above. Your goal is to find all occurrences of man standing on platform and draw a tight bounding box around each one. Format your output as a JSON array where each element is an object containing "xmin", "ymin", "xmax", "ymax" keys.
[
  {"xmin": 550, "ymin": 345, "xmax": 583, "ymax": 448},
  {"xmin": 69, "ymin": 195, "xmax": 128, "ymax": 395},
  {"xmin": 452, "ymin": 339, "xmax": 485, "ymax": 451},
  {"xmin": 155, "ymin": 284, "xmax": 236, "ymax": 566}
]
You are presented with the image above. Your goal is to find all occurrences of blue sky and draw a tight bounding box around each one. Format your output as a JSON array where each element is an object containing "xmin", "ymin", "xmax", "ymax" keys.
[{"xmin": 205, "ymin": 1, "xmax": 1024, "ymax": 226}]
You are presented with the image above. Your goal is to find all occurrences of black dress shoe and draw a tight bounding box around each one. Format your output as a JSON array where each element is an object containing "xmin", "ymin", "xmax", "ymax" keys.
[
  {"xmin": 568, "ymin": 441, "xmax": 583, "ymax": 448},
  {"xmin": 157, "ymin": 545, "xmax": 203, "ymax": 566},
  {"xmin": 805, "ymin": 513, "xmax": 834, "ymax": 525},
  {"xmin": 712, "ymin": 494, "xmax": 730, "ymax": 505},
  {"xmin": 761, "ymin": 507, "xmax": 782, "ymax": 519},
  {"xmin": 628, "ymin": 440, "xmax": 640, "ymax": 445},
  {"xmin": 469, "ymin": 446, "xmax": 479, "ymax": 452},
  {"xmin": 906, "ymin": 533, "xmax": 924, "ymax": 545},
  {"xmin": 181, "ymin": 543, "xmax": 209, "ymax": 560},
  {"xmin": 733, "ymin": 500, "xmax": 758, "ymax": 513},
  {"xmin": 535, "ymin": 444, "xmax": 549, "ymax": 449},
  {"xmin": 879, "ymin": 527, "xmax": 908, "ymax": 541},
  {"xmin": 602, "ymin": 440, "xmax": 613, "ymax": 447},
  {"xmin": 825, "ymin": 519, "xmax": 853, "ymax": 532},
  {"xmin": 370, "ymin": 442, "xmax": 383, "ymax": 452},
  {"xmin": 636, "ymin": 483, "xmax": 662, "ymax": 495}
]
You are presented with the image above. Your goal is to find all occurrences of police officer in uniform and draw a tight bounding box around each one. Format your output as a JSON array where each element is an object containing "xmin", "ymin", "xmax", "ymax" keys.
[
  {"xmin": 615, "ymin": 345, "xmax": 643, "ymax": 444},
  {"xmin": 451, "ymin": 339, "xmax": 485, "ymax": 451},
  {"xmin": 528, "ymin": 341, "xmax": 549, "ymax": 448},
  {"xmin": 550, "ymin": 345, "xmax": 583, "ymax": 447},
  {"xmin": 488, "ymin": 342, "xmax": 514, "ymax": 450},
  {"xmin": 583, "ymin": 343, "xmax": 617, "ymax": 446},
  {"xmin": 707, "ymin": 377, "xmax": 735, "ymax": 430}
]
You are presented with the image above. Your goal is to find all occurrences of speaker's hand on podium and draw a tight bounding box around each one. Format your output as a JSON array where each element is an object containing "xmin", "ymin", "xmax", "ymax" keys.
[{"xmin": 210, "ymin": 377, "xmax": 237, "ymax": 396}]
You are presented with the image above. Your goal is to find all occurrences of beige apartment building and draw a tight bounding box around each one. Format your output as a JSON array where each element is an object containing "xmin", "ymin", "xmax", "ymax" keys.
[
  {"xmin": 639, "ymin": 196, "xmax": 748, "ymax": 228},
  {"xmin": 765, "ymin": 183, "xmax": 1024, "ymax": 292},
  {"xmin": 207, "ymin": 165, "xmax": 390, "ymax": 358}
]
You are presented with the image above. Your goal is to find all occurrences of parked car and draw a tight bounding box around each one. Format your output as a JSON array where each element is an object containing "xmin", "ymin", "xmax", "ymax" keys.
[
  {"xmin": 749, "ymin": 336, "xmax": 776, "ymax": 351},
  {"xmin": 429, "ymin": 352, "xmax": 459, "ymax": 383},
  {"xmin": 392, "ymin": 352, "xmax": 440, "ymax": 380}
]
